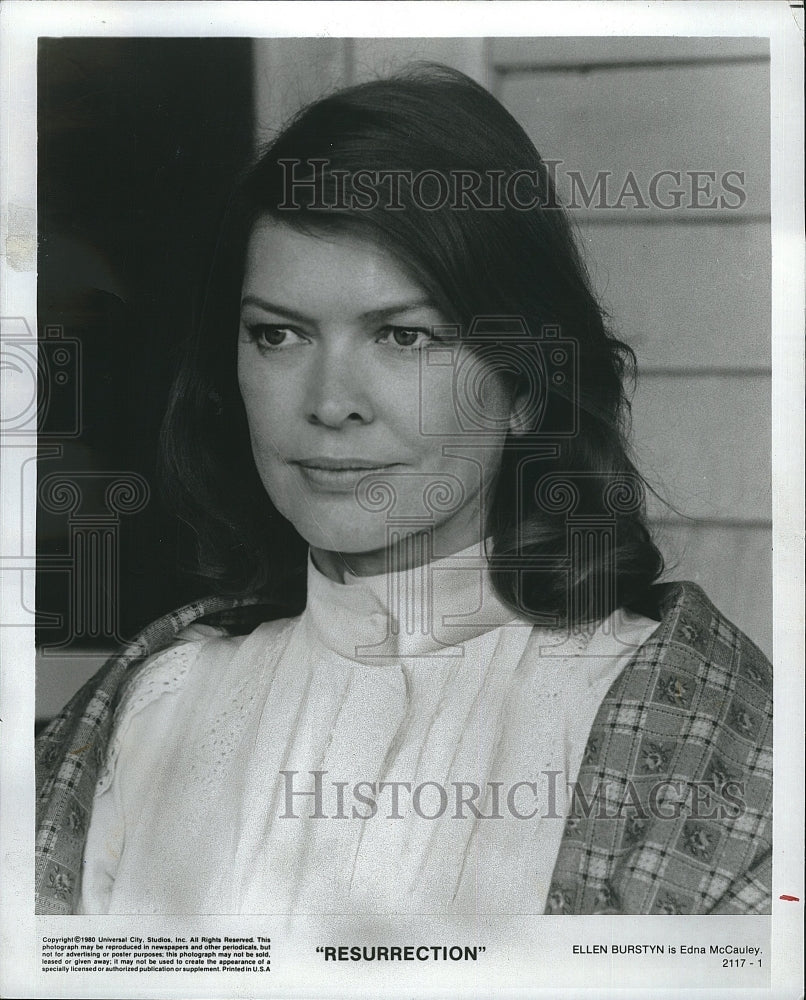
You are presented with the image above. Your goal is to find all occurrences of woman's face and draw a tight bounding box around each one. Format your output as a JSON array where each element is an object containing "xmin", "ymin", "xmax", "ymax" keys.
[{"xmin": 237, "ymin": 217, "xmax": 524, "ymax": 577}]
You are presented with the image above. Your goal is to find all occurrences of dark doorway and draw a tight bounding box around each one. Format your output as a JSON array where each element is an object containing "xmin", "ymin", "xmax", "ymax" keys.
[{"xmin": 37, "ymin": 38, "xmax": 254, "ymax": 650}]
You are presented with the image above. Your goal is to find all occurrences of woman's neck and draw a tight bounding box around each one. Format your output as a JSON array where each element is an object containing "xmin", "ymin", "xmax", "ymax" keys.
[{"xmin": 310, "ymin": 531, "xmax": 490, "ymax": 583}]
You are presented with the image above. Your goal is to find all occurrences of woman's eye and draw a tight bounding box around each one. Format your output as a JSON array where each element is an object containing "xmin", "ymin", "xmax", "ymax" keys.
[
  {"xmin": 245, "ymin": 324, "xmax": 306, "ymax": 351},
  {"xmin": 378, "ymin": 325, "xmax": 433, "ymax": 350}
]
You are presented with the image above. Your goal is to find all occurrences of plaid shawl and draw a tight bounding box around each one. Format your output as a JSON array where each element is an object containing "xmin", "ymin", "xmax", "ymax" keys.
[{"xmin": 35, "ymin": 582, "xmax": 772, "ymax": 915}]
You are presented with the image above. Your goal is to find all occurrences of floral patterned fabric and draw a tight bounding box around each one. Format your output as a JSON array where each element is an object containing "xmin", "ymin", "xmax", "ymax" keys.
[
  {"xmin": 35, "ymin": 582, "xmax": 772, "ymax": 915},
  {"xmin": 547, "ymin": 584, "xmax": 772, "ymax": 915}
]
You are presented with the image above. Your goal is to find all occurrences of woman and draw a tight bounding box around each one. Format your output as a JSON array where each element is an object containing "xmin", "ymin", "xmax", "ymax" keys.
[{"xmin": 35, "ymin": 65, "xmax": 772, "ymax": 916}]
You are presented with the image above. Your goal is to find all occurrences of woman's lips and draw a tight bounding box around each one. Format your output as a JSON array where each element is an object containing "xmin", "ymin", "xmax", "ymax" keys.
[{"xmin": 292, "ymin": 459, "xmax": 401, "ymax": 492}]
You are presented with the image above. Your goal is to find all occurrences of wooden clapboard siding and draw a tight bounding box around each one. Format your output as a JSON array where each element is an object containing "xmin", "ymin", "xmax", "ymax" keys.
[
  {"xmin": 490, "ymin": 37, "xmax": 771, "ymax": 655},
  {"xmin": 252, "ymin": 37, "xmax": 772, "ymax": 656},
  {"xmin": 579, "ymin": 220, "xmax": 771, "ymax": 369},
  {"xmin": 634, "ymin": 373, "xmax": 771, "ymax": 523},
  {"xmin": 499, "ymin": 61, "xmax": 769, "ymax": 216},
  {"xmin": 490, "ymin": 36, "xmax": 770, "ymax": 68}
]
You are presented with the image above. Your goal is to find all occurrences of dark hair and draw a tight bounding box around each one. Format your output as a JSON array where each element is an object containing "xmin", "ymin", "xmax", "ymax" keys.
[{"xmin": 161, "ymin": 63, "xmax": 664, "ymax": 625}]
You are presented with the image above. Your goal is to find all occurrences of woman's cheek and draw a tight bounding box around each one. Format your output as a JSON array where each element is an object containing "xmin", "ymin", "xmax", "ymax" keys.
[{"xmin": 252, "ymin": 450, "xmax": 298, "ymax": 523}]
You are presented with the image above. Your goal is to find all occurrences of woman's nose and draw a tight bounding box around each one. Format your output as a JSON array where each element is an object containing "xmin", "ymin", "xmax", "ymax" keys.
[{"xmin": 304, "ymin": 350, "xmax": 375, "ymax": 428}]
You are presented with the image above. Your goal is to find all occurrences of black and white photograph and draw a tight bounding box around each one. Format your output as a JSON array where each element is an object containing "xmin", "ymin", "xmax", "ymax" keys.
[{"xmin": 1, "ymin": 1, "xmax": 803, "ymax": 997}]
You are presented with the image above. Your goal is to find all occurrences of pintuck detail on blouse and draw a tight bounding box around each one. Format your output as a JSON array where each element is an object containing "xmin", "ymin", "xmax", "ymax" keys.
[
  {"xmin": 35, "ymin": 575, "xmax": 772, "ymax": 916},
  {"xmin": 77, "ymin": 551, "xmax": 639, "ymax": 916}
]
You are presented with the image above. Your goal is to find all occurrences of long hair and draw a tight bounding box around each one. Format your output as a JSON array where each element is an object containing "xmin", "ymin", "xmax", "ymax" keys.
[{"xmin": 161, "ymin": 63, "xmax": 664, "ymax": 624}]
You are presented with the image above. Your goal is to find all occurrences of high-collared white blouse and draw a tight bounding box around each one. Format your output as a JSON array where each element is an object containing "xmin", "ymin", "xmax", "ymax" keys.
[{"xmin": 79, "ymin": 543, "xmax": 658, "ymax": 915}]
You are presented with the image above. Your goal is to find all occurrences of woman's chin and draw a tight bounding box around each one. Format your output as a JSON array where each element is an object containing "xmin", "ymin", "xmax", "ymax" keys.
[
  {"xmin": 288, "ymin": 521, "xmax": 390, "ymax": 560},
  {"xmin": 295, "ymin": 521, "xmax": 446, "ymax": 578}
]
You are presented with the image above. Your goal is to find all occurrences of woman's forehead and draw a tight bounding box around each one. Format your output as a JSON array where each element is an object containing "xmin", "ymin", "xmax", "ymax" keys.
[{"xmin": 242, "ymin": 217, "xmax": 438, "ymax": 317}]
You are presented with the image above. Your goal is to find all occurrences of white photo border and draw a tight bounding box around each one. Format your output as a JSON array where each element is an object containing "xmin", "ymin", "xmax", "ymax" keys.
[{"xmin": 1, "ymin": 2, "xmax": 803, "ymax": 997}]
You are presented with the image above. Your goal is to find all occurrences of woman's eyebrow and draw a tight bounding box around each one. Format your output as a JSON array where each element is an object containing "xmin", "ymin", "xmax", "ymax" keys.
[
  {"xmin": 240, "ymin": 295, "xmax": 313, "ymax": 324},
  {"xmin": 240, "ymin": 295, "xmax": 437, "ymax": 323},
  {"xmin": 359, "ymin": 300, "xmax": 435, "ymax": 322}
]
